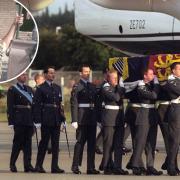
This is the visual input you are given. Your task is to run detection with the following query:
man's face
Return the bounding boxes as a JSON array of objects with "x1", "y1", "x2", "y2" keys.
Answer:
[
  {"x1": 172, "y1": 64, "x2": 180, "y2": 78},
  {"x1": 144, "y1": 69, "x2": 154, "y2": 82},
  {"x1": 80, "y1": 67, "x2": 90, "y2": 81},
  {"x1": 36, "y1": 76, "x2": 45, "y2": 85},
  {"x1": 17, "y1": 73, "x2": 28, "y2": 83},
  {"x1": 45, "y1": 68, "x2": 55, "y2": 81},
  {"x1": 108, "y1": 72, "x2": 118, "y2": 87}
]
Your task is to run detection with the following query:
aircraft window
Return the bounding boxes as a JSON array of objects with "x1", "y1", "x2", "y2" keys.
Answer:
[{"x1": 119, "y1": 25, "x2": 123, "y2": 34}]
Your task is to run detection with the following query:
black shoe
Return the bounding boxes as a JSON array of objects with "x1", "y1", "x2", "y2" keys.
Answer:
[
  {"x1": 176, "y1": 168, "x2": 180, "y2": 175},
  {"x1": 71, "y1": 167, "x2": 81, "y2": 174},
  {"x1": 87, "y1": 169, "x2": 100, "y2": 174},
  {"x1": 95, "y1": 148, "x2": 103, "y2": 155},
  {"x1": 146, "y1": 167, "x2": 163, "y2": 176},
  {"x1": 126, "y1": 163, "x2": 133, "y2": 170},
  {"x1": 132, "y1": 167, "x2": 142, "y2": 175},
  {"x1": 24, "y1": 165, "x2": 36, "y2": 172},
  {"x1": 51, "y1": 167, "x2": 65, "y2": 174},
  {"x1": 104, "y1": 169, "x2": 112, "y2": 175},
  {"x1": 35, "y1": 166, "x2": 46, "y2": 173},
  {"x1": 168, "y1": 169, "x2": 178, "y2": 176},
  {"x1": 10, "y1": 165, "x2": 17, "y2": 173},
  {"x1": 113, "y1": 168, "x2": 129, "y2": 175},
  {"x1": 161, "y1": 163, "x2": 167, "y2": 170},
  {"x1": 140, "y1": 167, "x2": 147, "y2": 175}
]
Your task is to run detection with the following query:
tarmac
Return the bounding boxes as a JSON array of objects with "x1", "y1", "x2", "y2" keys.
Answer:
[{"x1": 0, "y1": 122, "x2": 179, "y2": 180}]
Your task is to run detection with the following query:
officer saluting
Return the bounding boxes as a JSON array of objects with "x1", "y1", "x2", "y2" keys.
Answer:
[
  {"x1": 101, "y1": 70, "x2": 128, "y2": 175},
  {"x1": 163, "y1": 62, "x2": 180, "y2": 176},
  {"x1": 33, "y1": 66, "x2": 65, "y2": 173},
  {"x1": 7, "y1": 73, "x2": 35, "y2": 173},
  {"x1": 71, "y1": 65, "x2": 99, "y2": 174}
]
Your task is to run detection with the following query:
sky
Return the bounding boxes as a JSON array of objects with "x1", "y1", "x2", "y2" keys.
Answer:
[{"x1": 49, "y1": 0, "x2": 74, "y2": 14}]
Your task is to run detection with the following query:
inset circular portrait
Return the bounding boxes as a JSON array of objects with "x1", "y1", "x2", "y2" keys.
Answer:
[{"x1": 0, "y1": 0, "x2": 39, "y2": 83}]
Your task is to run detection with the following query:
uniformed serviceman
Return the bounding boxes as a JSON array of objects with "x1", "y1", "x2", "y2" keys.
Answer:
[
  {"x1": 124, "y1": 82, "x2": 146, "y2": 174},
  {"x1": 71, "y1": 65, "x2": 99, "y2": 175},
  {"x1": 33, "y1": 67, "x2": 65, "y2": 173},
  {"x1": 162, "y1": 62, "x2": 180, "y2": 176},
  {"x1": 95, "y1": 68, "x2": 109, "y2": 155},
  {"x1": 130, "y1": 69, "x2": 163, "y2": 176},
  {"x1": 7, "y1": 73, "x2": 35, "y2": 173},
  {"x1": 157, "y1": 80, "x2": 179, "y2": 173},
  {"x1": 101, "y1": 70, "x2": 128, "y2": 175}
]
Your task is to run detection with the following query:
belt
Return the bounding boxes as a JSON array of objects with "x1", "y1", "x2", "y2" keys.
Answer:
[
  {"x1": 78, "y1": 103, "x2": 94, "y2": 108},
  {"x1": 129, "y1": 103, "x2": 155, "y2": 108},
  {"x1": 105, "y1": 105, "x2": 123, "y2": 110},
  {"x1": 171, "y1": 98, "x2": 180, "y2": 104},
  {"x1": 14, "y1": 105, "x2": 31, "y2": 109},
  {"x1": 159, "y1": 101, "x2": 170, "y2": 105},
  {"x1": 44, "y1": 104, "x2": 59, "y2": 108}
]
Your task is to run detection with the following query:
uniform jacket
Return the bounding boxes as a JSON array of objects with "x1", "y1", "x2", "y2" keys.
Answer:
[
  {"x1": 70, "y1": 79, "x2": 97, "y2": 126},
  {"x1": 7, "y1": 83, "x2": 34, "y2": 126},
  {"x1": 135, "y1": 81, "x2": 160, "y2": 125},
  {"x1": 33, "y1": 81, "x2": 64, "y2": 127},
  {"x1": 163, "y1": 77, "x2": 180, "y2": 127},
  {"x1": 101, "y1": 82, "x2": 125, "y2": 127}
]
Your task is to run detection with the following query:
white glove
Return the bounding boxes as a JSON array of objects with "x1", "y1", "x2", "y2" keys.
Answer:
[
  {"x1": 34, "y1": 123, "x2": 41, "y2": 129},
  {"x1": 168, "y1": 74, "x2": 175, "y2": 80},
  {"x1": 138, "y1": 80, "x2": 145, "y2": 86},
  {"x1": 63, "y1": 121, "x2": 67, "y2": 128},
  {"x1": 119, "y1": 77, "x2": 124, "y2": 88},
  {"x1": 153, "y1": 76, "x2": 159, "y2": 84},
  {"x1": 97, "y1": 122, "x2": 102, "y2": 129},
  {"x1": 8, "y1": 125, "x2": 14, "y2": 129},
  {"x1": 72, "y1": 122, "x2": 78, "y2": 129}
]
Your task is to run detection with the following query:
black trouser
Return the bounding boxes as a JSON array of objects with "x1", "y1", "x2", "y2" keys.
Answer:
[
  {"x1": 131, "y1": 122, "x2": 158, "y2": 168},
  {"x1": 72, "y1": 125, "x2": 96, "y2": 170},
  {"x1": 10, "y1": 126, "x2": 33, "y2": 168},
  {"x1": 36, "y1": 125, "x2": 60, "y2": 169},
  {"x1": 125, "y1": 107, "x2": 144, "y2": 168},
  {"x1": 167, "y1": 104, "x2": 180, "y2": 171},
  {"x1": 102, "y1": 126, "x2": 124, "y2": 170}
]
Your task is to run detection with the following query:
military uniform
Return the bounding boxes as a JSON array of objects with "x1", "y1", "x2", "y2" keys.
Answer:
[
  {"x1": 7, "y1": 83, "x2": 34, "y2": 171},
  {"x1": 101, "y1": 82, "x2": 127, "y2": 174},
  {"x1": 95, "y1": 80, "x2": 107, "y2": 153},
  {"x1": 33, "y1": 81, "x2": 65, "y2": 173},
  {"x1": 163, "y1": 76, "x2": 180, "y2": 175},
  {"x1": 125, "y1": 87, "x2": 145, "y2": 170},
  {"x1": 131, "y1": 81, "x2": 162, "y2": 175},
  {"x1": 71, "y1": 79, "x2": 98, "y2": 174},
  {"x1": 157, "y1": 85, "x2": 173, "y2": 170}
]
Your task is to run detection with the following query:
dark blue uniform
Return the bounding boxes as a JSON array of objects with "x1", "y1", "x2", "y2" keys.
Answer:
[
  {"x1": 71, "y1": 79, "x2": 98, "y2": 173},
  {"x1": 33, "y1": 81, "x2": 65, "y2": 172},
  {"x1": 7, "y1": 83, "x2": 34, "y2": 171}
]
